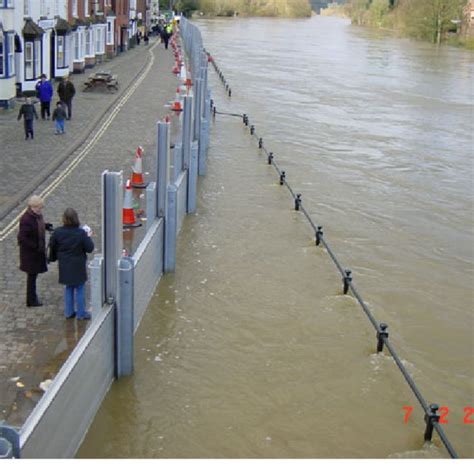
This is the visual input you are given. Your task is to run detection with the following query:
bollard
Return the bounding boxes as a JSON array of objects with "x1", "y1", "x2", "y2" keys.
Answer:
[
  {"x1": 315, "y1": 226, "x2": 323, "y2": 246},
  {"x1": 279, "y1": 171, "x2": 286, "y2": 185},
  {"x1": 268, "y1": 152, "x2": 273, "y2": 165},
  {"x1": 295, "y1": 194, "x2": 302, "y2": 211},
  {"x1": 243, "y1": 114, "x2": 248, "y2": 126},
  {"x1": 228, "y1": 88, "x2": 232, "y2": 97},
  {"x1": 343, "y1": 269, "x2": 352, "y2": 294},
  {"x1": 424, "y1": 404, "x2": 440, "y2": 442},
  {"x1": 258, "y1": 138, "x2": 263, "y2": 149},
  {"x1": 376, "y1": 323, "x2": 389, "y2": 353},
  {"x1": 250, "y1": 125, "x2": 255, "y2": 135}
]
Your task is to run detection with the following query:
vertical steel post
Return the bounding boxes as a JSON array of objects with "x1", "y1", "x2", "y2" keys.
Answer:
[
  {"x1": 102, "y1": 170, "x2": 123, "y2": 303},
  {"x1": 424, "y1": 404, "x2": 440, "y2": 442},
  {"x1": 116, "y1": 256, "x2": 134, "y2": 377},
  {"x1": 89, "y1": 254, "x2": 104, "y2": 317},
  {"x1": 156, "y1": 121, "x2": 170, "y2": 218},
  {"x1": 164, "y1": 183, "x2": 178, "y2": 272},
  {"x1": 193, "y1": 78, "x2": 202, "y2": 142},
  {"x1": 173, "y1": 143, "x2": 183, "y2": 182},
  {"x1": 182, "y1": 95, "x2": 193, "y2": 171},
  {"x1": 188, "y1": 141, "x2": 199, "y2": 213},
  {"x1": 146, "y1": 181, "x2": 157, "y2": 231}
]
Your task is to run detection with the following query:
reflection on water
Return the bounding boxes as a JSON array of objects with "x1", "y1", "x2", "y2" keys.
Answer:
[{"x1": 78, "y1": 16, "x2": 474, "y2": 458}]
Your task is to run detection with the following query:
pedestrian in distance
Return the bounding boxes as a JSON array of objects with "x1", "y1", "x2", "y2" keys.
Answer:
[
  {"x1": 35, "y1": 74, "x2": 53, "y2": 120},
  {"x1": 144, "y1": 31, "x2": 149, "y2": 46},
  {"x1": 17, "y1": 195, "x2": 53, "y2": 307},
  {"x1": 57, "y1": 76, "x2": 76, "y2": 120},
  {"x1": 52, "y1": 101, "x2": 67, "y2": 135},
  {"x1": 17, "y1": 97, "x2": 38, "y2": 140},
  {"x1": 48, "y1": 208, "x2": 94, "y2": 320}
]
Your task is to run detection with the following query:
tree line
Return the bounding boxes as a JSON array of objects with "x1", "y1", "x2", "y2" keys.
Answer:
[{"x1": 345, "y1": 0, "x2": 471, "y2": 46}]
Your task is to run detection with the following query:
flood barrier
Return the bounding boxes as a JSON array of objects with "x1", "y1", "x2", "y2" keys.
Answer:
[
  {"x1": 207, "y1": 52, "x2": 459, "y2": 459},
  {"x1": 0, "y1": 19, "x2": 211, "y2": 459}
]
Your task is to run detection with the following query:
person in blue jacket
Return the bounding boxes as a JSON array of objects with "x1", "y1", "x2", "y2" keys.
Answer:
[
  {"x1": 48, "y1": 208, "x2": 95, "y2": 320},
  {"x1": 35, "y1": 74, "x2": 54, "y2": 120}
]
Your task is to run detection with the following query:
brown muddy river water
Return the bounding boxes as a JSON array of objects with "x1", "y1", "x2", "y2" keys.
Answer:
[{"x1": 77, "y1": 16, "x2": 473, "y2": 458}]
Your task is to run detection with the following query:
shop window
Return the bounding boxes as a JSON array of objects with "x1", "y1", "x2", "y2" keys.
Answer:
[{"x1": 0, "y1": 35, "x2": 4, "y2": 77}]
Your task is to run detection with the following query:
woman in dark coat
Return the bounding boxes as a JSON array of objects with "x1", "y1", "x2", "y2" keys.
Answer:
[
  {"x1": 49, "y1": 208, "x2": 94, "y2": 320},
  {"x1": 18, "y1": 195, "x2": 51, "y2": 306}
]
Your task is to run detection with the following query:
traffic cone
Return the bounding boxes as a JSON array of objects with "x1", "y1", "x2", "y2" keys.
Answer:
[
  {"x1": 131, "y1": 146, "x2": 147, "y2": 188},
  {"x1": 123, "y1": 180, "x2": 142, "y2": 228},
  {"x1": 171, "y1": 88, "x2": 182, "y2": 112}
]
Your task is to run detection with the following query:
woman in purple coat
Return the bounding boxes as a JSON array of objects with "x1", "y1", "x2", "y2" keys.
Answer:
[{"x1": 17, "y1": 195, "x2": 52, "y2": 306}]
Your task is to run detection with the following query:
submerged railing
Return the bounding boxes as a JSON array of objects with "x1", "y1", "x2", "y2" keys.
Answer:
[{"x1": 206, "y1": 50, "x2": 459, "y2": 459}]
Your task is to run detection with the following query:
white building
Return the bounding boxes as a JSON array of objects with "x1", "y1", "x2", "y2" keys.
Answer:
[{"x1": 0, "y1": 0, "x2": 107, "y2": 108}]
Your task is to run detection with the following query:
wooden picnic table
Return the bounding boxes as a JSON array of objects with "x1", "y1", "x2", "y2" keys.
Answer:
[{"x1": 83, "y1": 71, "x2": 119, "y2": 92}]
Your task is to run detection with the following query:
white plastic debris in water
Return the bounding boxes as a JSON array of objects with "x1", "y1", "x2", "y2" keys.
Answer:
[
  {"x1": 39, "y1": 379, "x2": 53, "y2": 391},
  {"x1": 16, "y1": 382, "x2": 25, "y2": 388},
  {"x1": 154, "y1": 356, "x2": 162, "y2": 362},
  {"x1": 9, "y1": 376, "x2": 20, "y2": 382}
]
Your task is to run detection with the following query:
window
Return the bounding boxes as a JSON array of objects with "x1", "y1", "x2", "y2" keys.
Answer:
[
  {"x1": 74, "y1": 33, "x2": 79, "y2": 60},
  {"x1": 107, "y1": 20, "x2": 113, "y2": 45},
  {"x1": 34, "y1": 40, "x2": 41, "y2": 77},
  {"x1": 8, "y1": 33, "x2": 14, "y2": 75},
  {"x1": 85, "y1": 0, "x2": 89, "y2": 17},
  {"x1": 72, "y1": 0, "x2": 78, "y2": 18},
  {"x1": 57, "y1": 35, "x2": 65, "y2": 68},
  {"x1": 24, "y1": 0, "x2": 30, "y2": 16},
  {"x1": 0, "y1": 36, "x2": 4, "y2": 77},
  {"x1": 24, "y1": 42, "x2": 33, "y2": 79},
  {"x1": 85, "y1": 29, "x2": 92, "y2": 56}
]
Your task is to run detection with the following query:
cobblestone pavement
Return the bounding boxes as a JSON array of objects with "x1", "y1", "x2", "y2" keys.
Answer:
[{"x1": 0, "y1": 35, "x2": 185, "y2": 428}]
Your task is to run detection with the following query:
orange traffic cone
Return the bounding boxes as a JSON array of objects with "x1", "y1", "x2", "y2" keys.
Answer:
[
  {"x1": 171, "y1": 88, "x2": 182, "y2": 112},
  {"x1": 123, "y1": 180, "x2": 142, "y2": 228},
  {"x1": 131, "y1": 146, "x2": 147, "y2": 188}
]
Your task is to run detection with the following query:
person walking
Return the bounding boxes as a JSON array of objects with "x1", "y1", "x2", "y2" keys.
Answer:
[
  {"x1": 48, "y1": 208, "x2": 94, "y2": 320},
  {"x1": 17, "y1": 97, "x2": 38, "y2": 140},
  {"x1": 57, "y1": 76, "x2": 76, "y2": 120},
  {"x1": 17, "y1": 195, "x2": 53, "y2": 307},
  {"x1": 52, "y1": 101, "x2": 67, "y2": 135},
  {"x1": 35, "y1": 74, "x2": 53, "y2": 120},
  {"x1": 144, "y1": 31, "x2": 149, "y2": 46}
]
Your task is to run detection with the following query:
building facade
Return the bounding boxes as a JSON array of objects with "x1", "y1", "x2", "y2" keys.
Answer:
[{"x1": 0, "y1": 0, "x2": 137, "y2": 108}]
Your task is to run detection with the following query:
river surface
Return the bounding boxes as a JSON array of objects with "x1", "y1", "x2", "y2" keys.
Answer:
[{"x1": 77, "y1": 16, "x2": 473, "y2": 458}]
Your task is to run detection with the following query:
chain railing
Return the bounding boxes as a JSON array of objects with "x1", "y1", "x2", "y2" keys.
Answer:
[{"x1": 205, "y1": 50, "x2": 459, "y2": 459}]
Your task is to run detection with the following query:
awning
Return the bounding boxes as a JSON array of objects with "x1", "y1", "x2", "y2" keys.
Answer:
[{"x1": 22, "y1": 18, "x2": 45, "y2": 37}]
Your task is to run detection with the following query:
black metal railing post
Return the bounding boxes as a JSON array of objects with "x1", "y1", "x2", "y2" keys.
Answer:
[{"x1": 424, "y1": 404, "x2": 440, "y2": 442}]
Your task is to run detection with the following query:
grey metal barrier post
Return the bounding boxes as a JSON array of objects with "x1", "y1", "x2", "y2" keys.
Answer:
[
  {"x1": 146, "y1": 181, "x2": 157, "y2": 231},
  {"x1": 156, "y1": 120, "x2": 171, "y2": 218},
  {"x1": 102, "y1": 171, "x2": 123, "y2": 303},
  {"x1": 193, "y1": 78, "x2": 202, "y2": 142},
  {"x1": 182, "y1": 95, "x2": 193, "y2": 172},
  {"x1": 116, "y1": 256, "x2": 134, "y2": 377},
  {"x1": 188, "y1": 141, "x2": 199, "y2": 213},
  {"x1": 164, "y1": 183, "x2": 178, "y2": 272},
  {"x1": 173, "y1": 143, "x2": 183, "y2": 182},
  {"x1": 0, "y1": 425, "x2": 20, "y2": 458},
  {"x1": 89, "y1": 254, "x2": 104, "y2": 317}
]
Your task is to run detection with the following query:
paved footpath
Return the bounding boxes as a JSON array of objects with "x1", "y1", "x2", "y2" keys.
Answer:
[{"x1": 0, "y1": 35, "x2": 184, "y2": 428}]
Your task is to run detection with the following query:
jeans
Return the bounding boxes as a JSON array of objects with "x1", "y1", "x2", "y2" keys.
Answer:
[
  {"x1": 55, "y1": 119, "x2": 65, "y2": 134},
  {"x1": 64, "y1": 283, "x2": 87, "y2": 317}
]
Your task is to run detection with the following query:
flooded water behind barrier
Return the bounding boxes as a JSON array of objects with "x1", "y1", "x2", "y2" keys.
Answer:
[{"x1": 78, "y1": 16, "x2": 474, "y2": 458}]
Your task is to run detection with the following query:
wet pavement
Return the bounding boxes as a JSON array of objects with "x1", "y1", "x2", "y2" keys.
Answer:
[{"x1": 0, "y1": 34, "x2": 185, "y2": 428}]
